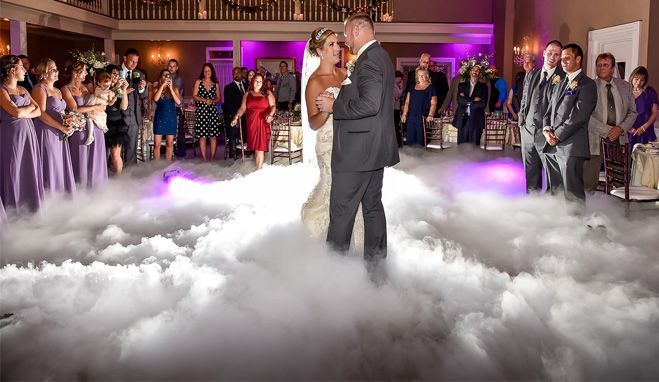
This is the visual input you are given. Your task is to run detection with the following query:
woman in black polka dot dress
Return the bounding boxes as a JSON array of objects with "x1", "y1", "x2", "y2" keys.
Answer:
[{"x1": 193, "y1": 63, "x2": 222, "y2": 160}]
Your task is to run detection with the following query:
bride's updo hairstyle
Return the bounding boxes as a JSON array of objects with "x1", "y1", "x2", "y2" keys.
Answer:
[{"x1": 308, "y1": 27, "x2": 336, "y2": 57}]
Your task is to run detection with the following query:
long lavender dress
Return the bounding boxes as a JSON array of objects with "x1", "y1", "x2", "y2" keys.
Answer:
[
  {"x1": 65, "y1": 85, "x2": 108, "y2": 189},
  {"x1": 33, "y1": 84, "x2": 76, "y2": 194},
  {"x1": 629, "y1": 86, "x2": 658, "y2": 145},
  {"x1": 0, "y1": 84, "x2": 44, "y2": 212}
]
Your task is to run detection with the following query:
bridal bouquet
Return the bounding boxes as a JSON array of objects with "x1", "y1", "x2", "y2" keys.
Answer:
[
  {"x1": 70, "y1": 48, "x2": 110, "y2": 77},
  {"x1": 459, "y1": 53, "x2": 495, "y2": 80},
  {"x1": 61, "y1": 110, "x2": 87, "y2": 131}
]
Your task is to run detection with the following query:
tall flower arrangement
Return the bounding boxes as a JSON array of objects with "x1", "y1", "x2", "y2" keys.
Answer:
[
  {"x1": 459, "y1": 53, "x2": 496, "y2": 80},
  {"x1": 70, "y1": 49, "x2": 110, "y2": 77}
]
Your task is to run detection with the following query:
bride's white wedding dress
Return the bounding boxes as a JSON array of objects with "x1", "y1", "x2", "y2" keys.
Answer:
[{"x1": 301, "y1": 87, "x2": 364, "y2": 246}]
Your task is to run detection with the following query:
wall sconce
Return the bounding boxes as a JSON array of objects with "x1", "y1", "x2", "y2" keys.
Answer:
[
  {"x1": 293, "y1": 0, "x2": 304, "y2": 20},
  {"x1": 198, "y1": 0, "x2": 208, "y2": 19},
  {"x1": 151, "y1": 45, "x2": 171, "y2": 66},
  {"x1": 513, "y1": 36, "x2": 530, "y2": 66},
  {"x1": 0, "y1": 43, "x2": 9, "y2": 55},
  {"x1": 381, "y1": 12, "x2": 394, "y2": 22}
]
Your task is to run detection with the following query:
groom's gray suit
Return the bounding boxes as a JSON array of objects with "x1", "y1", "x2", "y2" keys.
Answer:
[
  {"x1": 542, "y1": 70, "x2": 597, "y2": 200},
  {"x1": 328, "y1": 41, "x2": 400, "y2": 259}
]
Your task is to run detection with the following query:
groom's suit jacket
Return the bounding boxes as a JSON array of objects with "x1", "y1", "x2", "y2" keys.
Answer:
[
  {"x1": 519, "y1": 66, "x2": 565, "y2": 149},
  {"x1": 332, "y1": 42, "x2": 400, "y2": 172},
  {"x1": 542, "y1": 70, "x2": 597, "y2": 158}
]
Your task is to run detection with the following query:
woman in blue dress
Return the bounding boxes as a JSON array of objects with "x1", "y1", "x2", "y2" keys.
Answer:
[
  {"x1": 401, "y1": 67, "x2": 437, "y2": 147},
  {"x1": 151, "y1": 69, "x2": 181, "y2": 160}
]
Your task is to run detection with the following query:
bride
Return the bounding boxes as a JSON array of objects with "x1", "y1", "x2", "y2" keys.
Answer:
[{"x1": 300, "y1": 27, "x2": 363, "y2": 243}]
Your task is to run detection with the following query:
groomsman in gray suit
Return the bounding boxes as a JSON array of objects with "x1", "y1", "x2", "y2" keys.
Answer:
[
  {"x1": 519, "y1": 40, "x2": 564, "y2": 192},
  {"x1": 542, "y1": 43, "x2": 598, "y2": 201},
  {"x1": 584, "y1": 52, "x2": 637, "y2": 191},
  {"x1": 121, "y1": 48, "x2": 148, "y2": 165}
]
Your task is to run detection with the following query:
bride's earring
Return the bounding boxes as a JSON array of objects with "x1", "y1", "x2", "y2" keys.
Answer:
[{"x1": 320, "y1": 53, "x2": 324, "y2": 60}]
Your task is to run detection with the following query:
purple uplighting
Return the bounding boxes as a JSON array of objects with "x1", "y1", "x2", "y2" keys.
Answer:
[
  {"x1": 455, "y1": 159, "x2": 526, "y2": 196},
  {"x1": 241, "y1": 41, "x2": 308, "y2": 72}
]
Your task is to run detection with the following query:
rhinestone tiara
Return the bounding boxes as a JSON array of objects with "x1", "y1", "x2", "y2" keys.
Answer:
[{"x1": 315, "y1": 28, "x2": 328, "y2": 41}]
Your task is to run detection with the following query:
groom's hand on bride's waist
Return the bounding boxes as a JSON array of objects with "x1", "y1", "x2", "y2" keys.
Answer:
[{"x1": 315, "y1": 94, "x2": 335, "y2": 114}]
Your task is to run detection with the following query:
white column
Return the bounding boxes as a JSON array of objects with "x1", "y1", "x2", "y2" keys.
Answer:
[
  {"x1": 233, "y1": 38, "x2": 241, "y2": 68},
  {"x1": 9, "y1": 20, "x2": 27, "y2": 56}
]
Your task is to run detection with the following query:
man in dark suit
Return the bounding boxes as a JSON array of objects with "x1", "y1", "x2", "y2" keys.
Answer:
[
  {"x1": 316, "y1": 13, "x2": 399, "y2": 267},
  {"x1": 120, "y1": 48, "x2": 148, "y2": 165},
  {"x1": 542, "y1": 43, "x2": 598, "y2": 201},
  {"x1": 406, "y1": 53, "x2": 449, "y2": 117},
  {"x1": 519, "y1": 40, "x2": 564, "y2": 192},
  {"x1": 222, "y1": 66, "x2": 247, "y2": 159},
  {"x1": 453, "y1": 65, "x2": 488, "y2": 145},
  {"x1": 17, "y1": 55, "x2": 38, "y2": 93}
]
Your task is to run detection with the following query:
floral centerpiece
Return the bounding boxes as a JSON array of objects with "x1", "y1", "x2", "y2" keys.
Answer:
[
  {"x1": 458, "y1": 53, "x2": 496, "y2": 80},
  {"x1": 70, "y1": 48, "x2": 110, "y2": 77}
]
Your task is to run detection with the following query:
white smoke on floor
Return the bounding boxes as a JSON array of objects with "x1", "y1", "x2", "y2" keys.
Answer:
[{"x1": 1, "y1": 150, "x2": 658, "y2": 380}]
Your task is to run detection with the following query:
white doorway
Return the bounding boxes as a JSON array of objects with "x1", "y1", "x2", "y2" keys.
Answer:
[{"x1": 587, "y1": 21, "x2": 640, "y2": 81}]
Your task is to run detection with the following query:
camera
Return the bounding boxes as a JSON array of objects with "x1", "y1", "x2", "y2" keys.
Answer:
[{"x1": 165, "y1": 72, "x2": 171, "y2": 80}]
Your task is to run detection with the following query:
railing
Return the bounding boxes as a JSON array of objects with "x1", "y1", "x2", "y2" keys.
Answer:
[
  {"x1": 108, "y1": 0, "x2": 392, "y2": 22},
  {"x1": 55, "y1": 0, "x2": 110, "y2": 16}
]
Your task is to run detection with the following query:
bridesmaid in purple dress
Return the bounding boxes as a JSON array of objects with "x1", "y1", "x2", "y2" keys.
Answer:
[
  {"x1": 0, "y1": 54, "x2": 44, "y2": 213},
  {"x1": 628, "y1": 66, "x2": 658, "y2": 145},
  {"x1": 31, "y1": 58, "x2": 76, "y2": 194},
  {"x1": 61, "y1": 60, "x2": 108, "y2": 189}
]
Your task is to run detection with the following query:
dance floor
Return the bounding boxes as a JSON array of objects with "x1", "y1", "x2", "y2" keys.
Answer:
[{"x1": 1, "y1": 147, "x2": 658, "y2": 380}]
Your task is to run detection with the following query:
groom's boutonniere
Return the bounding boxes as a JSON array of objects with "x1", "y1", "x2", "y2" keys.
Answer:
[
  {"x1": 565, "y1": 79, "x2": 578, "y2": 95},
  {"x1": 342, "y1": 58, "x2": 357, "y2": 86},
  {"x1": 551, "y1": 73, "x2": 561, "y2": 85},
  {"x1": 132, "y1": 71, "x2": 141, "y2": 79}
]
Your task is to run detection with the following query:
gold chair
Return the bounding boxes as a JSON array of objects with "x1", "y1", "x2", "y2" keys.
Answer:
[
  {"x1": 270, "y1": 114, "x2": 302, "y2": 165},
  {"x1": 482, "y1": 114, "x2": 507, "y2": 150}
]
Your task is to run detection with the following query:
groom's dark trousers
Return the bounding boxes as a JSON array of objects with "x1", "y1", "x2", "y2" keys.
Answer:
[{"x1": 326, "y1": 41, "x2": 399, "y2": 261}]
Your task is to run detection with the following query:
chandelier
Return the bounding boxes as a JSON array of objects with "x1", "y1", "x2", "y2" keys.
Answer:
[
  {"x1": 141, "y1": 0, "x2": 175, "y2": 5},
  {"x1": 513, "y1": 36, "x2": 530, "y2": 66}
]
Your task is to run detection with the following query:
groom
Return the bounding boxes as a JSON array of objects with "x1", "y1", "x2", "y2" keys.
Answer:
[{"x1": 316, "y1": 13, "x2": 400, "y2": 263}]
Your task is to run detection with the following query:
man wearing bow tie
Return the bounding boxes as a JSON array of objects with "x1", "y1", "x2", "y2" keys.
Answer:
[
  {"x1": 222, "y1": 67, "x2": 248, "y2": 159},
  {"x1": 121, "y1": 48, "x2": 148, "y2": 165},
  {"x1": 542, "y1": 43, "x2": 598, "y2": 201},
  {"x1": 519, "y1": 40, "x2": 564, "y2": 193}
]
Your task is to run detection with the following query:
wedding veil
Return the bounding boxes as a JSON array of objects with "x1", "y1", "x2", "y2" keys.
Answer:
[{"x1": 301, "y1": 39, "x2": 320, "y2": 166}]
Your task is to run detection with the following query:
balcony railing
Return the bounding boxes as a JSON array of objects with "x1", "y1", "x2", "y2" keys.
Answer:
[{"x1": 57, "y1": 0, "x2": 393, "y2": 22}]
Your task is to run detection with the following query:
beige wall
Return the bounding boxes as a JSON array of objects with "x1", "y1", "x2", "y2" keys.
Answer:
[{"x1": 513, "y1": 0, "x2": 651, "y2": 80}]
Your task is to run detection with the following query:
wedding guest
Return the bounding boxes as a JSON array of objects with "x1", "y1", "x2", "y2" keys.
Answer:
[
  {"x1": 542, "y1": 43, "x2": 597, "y2": 201},
  {"x1": 104, "y1": 64, "x2": 130, "y2": 175},
  {"x1": 31, "y1": 58, "x2": 76, "y2": 194},
  {"x1": 488, "y1": 67, "x2": 507, "y2": 114},
  {"x1": 152, "y1": 69, "x2": 181, "y2": 160},
  {"x1": 223, "y1": 66, "x2": 247, "y2": 159},
  {"x1": 393, "y1": 70, "x2": 404, "y2": 147},
  {"x1": 0, "y1": 54, "x2": 44, "y2": 212},
  {"x1": 168, "y1": 59, "x2": 188, "y2": 158},
  {"x1": 628, "y1": 66, "x2": 658, "y2": 145},
  {"x1": 193, "y1": 63, "x2": 222, "y2": 160},
  {"x1": 230, "y1": 73, "x2": 275, "y2": 170},
  {"x1": 585, "y1": 53, "x2": 637, "y2": 191},
  {"x1": 453, "y1": 65, "x2": 487, "y2": 145},
  {"x1": 17, "y1": 54, "x2": 38, "y2": 93},
  {"x1": 121, "y1": 48, "x2": 148, "y2": 165},
  {"x1": 507, "y1": 53, "x2": 536, "y2": 120},
  {"x1": 402, "y1": 67, "x2": 437, "y2": 146},
  {"x1": 275, "y1": 61, "x2": 296, "y2": 111},
  {"x1": 62, "y1": 60, "x2": 108, "y2": 188},
  {"x1": 406, "y1": 53, "x2": 448, "y2": 116},
  {"x1": 241, "y1": 66, "x2": 249, "y2": 82}
]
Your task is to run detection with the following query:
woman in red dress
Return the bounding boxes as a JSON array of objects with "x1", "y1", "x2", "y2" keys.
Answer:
[{"x1": 231, "y1": 73, "x2": 276, "y2": 170}]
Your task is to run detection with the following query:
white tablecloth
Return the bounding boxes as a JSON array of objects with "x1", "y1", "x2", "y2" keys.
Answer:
[{"x1": 631, "y1": 145, "x2": 659, "y2": 189}]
